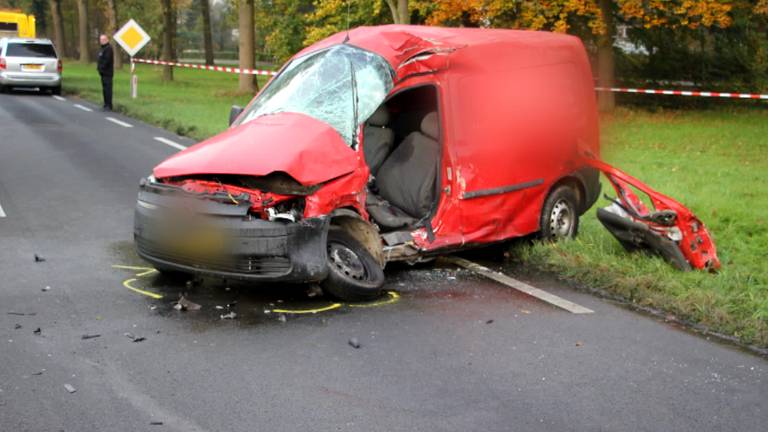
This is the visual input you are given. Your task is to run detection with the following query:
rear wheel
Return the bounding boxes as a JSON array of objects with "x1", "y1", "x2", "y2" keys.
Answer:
[
  {"x1": 321, "y1": 227, "x2": 385, "y2": 301},
  {"x1": 0, "y1": 84, "x2": 7, "y2": 94},
  {"x1": 51, "y1": 85, "x2": 61, "y2": 96},
  {"x1": 540, "y1": 185, "x2": 579, "y2": 241}
]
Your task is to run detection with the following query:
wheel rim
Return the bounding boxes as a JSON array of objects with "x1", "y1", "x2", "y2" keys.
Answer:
[
  {"x1": 549, "y1": 198, "x2": 575, "y2": 238},
  {"x1": 328, "y1": 242, "x2": 368, "y2": 281}
]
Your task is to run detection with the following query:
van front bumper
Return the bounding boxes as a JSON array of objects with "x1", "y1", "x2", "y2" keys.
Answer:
[{"x1": 133, "y1": 181, "x2": 329, "y2": 283}]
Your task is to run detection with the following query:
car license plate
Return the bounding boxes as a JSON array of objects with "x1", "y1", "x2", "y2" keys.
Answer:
[
  {"x1": 22, "y1": 64, "x2": 43, "y2": 71},
  {"x1": 171, "y1": 228, "x2": 227, "y2": 258}
]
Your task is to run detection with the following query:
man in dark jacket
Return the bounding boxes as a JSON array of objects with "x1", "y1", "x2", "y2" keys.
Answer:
[{"x1": 97, "y1": 34, "x2": 114, "y2": 111}]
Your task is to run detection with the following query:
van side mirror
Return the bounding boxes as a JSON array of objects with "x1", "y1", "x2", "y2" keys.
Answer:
[{"x1": 229, "y1": 105, "x2": 244, "y2": 126}]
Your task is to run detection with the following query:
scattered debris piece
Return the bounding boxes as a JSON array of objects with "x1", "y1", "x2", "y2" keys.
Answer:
[
  {"x1": 215, "y1": 305, "x2": 224, "y2": 310},
  {"x1": 486, "y1": 319, "x2": 494, "y2": 324},
  {"x1": 34, "y1": 254, "x2": 46, "y2": 263},
  {"x1": 348, "y1": 337, "x2": 361, "y2": 349},
  {"x1": 306, "y1": 285, "x2": 323, "y2": 298},
  {"x1": 227, "y1": 300, "x2": 238, "y2": 308},
  {"x1": 447, "y1": 276, "x2": 457, "y2": 281},
  {"x1": 220, "y1": 312, "x2": 237, "y2": 320},
  {"x1": 33, "y1": 328, "x2": 41, "y2": 335},
  {"x1": 520, "y1": 309, "x2": 531, "y2": 314},
  {"x1": 149, "y1": 305, "x2": 157, "y2": 311},
  {"x1": 185, "y1": 280, "x2": 194, "y2": 289},
  {"x1": 277, "y1": 314, "x2": 287, "y2": 323},
  {"x1": 41, "y1": 285, "x2": 51, "y2": 292},
  {"x1": 150, "y1": 421, "x2": 164, "y2": 426},
  {"x1": 31, "y1": 370, "x2": 45, "y2": 376},
  {"x1": 7, "y1": 312, "x2": 27, "y2": 316},
  {"x1": 14, "y1": 324, "x2": 21, "y2": 330},
  {"x1": 81, "y1": 334, "x2": 101, "y2": 340},
  {"x1": 173, "y1": 295, "x2": 201, "y2": 311},
  {"x1": 124, "y1": 333, "x2": 146, "y2": 343},
  {"x1": 63, "y1": 384, "x2": 76, "y2": 394},
  {"x1": 575, "y1": 341, "x2": 583, "y2": 347}
]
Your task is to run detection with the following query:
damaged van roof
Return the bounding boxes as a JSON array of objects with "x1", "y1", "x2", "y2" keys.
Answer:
[{"x1": 297, "y1": 24, "x2": 587, "y2": 70}]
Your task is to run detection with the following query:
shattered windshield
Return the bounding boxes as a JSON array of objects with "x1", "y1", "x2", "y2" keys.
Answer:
[{"x1": 237, "y1": 44, "x2": 394, "y2": 146}]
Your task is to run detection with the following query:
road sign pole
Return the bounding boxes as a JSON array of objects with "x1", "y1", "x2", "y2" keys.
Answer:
[{"x1": 130, "y1": 57, "x2": 137, "y2": 99}]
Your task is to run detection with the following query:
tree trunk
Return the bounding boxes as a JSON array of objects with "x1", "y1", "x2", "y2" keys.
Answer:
[
  {"x1": 49, "y1": 0, "x2": 65, "y2": 57},
  {"x1": 102, "y1": 0, "x2": 121, "y2": 69},
  {"x1": 76, "y1": 0, "x2": 90, "y2": 62},
  {"x1": 161, "y1": 0, "x2": 174, "y2": 81},
  {"x1": 238, "y1": 0, "x2": 255, "y2": 92},
  {"x1": 385, "y1": 0, "x2": 409, "y2": 24},
  {"x1": 200, "y1": 0, "x2": 214, "y2": 66},
  {"x1": 597, "y1": 0, "x2": 615, "y2": 112}
]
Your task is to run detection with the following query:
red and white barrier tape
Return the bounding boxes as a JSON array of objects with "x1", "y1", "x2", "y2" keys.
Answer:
[
  {"x1": 130, "y1": 60, "x2": 767, "y2": 99},
  {"x1": 596, "y1": 87, "x2": 768, "y2": 100},
  {"x1": 132, "y1": 58, "x2": 277, "y2": 76}
]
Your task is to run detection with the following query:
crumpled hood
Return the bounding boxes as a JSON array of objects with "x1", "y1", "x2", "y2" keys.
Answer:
[{"x1": 153, "y1": 112, "x2": 358, "y2": 185}]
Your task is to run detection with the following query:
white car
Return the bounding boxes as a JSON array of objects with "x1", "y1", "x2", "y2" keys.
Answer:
[{"x1": 0, "y1": 37, "x2": 61, "y2": 94}]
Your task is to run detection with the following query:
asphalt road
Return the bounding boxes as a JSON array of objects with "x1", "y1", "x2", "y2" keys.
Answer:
[{"x1": 0, "y1": 90, "x2": 765, "y2": 432}]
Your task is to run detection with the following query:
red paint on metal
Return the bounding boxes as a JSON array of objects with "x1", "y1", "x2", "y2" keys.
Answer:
[{"x1": 588, "y1": 159, "x2": 721, "y2": 271}]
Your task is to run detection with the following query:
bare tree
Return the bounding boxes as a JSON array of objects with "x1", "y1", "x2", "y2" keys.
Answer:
[
  {"x1": 238, "y1": 0, "x2": 255, "y2": 92},
  {"x1": 161, "y1": 0, "x2": 175, "y2": 81},
  {"x1": 49, "y1": 0, "x2": 65, "y2": 57},
  {"x1": 102, "y1": 0, "x2": 121, "y2": 68},
  {"x1": 76, "y1": 0, "x2": 90, "y2": 62},
  {"x1": 200, "y1": 0, "x2": 214, "y2": 66},
  {"x1": 597, "y1": 0, "x2": 615, "y2": 112},
  {"x1": 384, "y1": 0, "x2": 409, "y2": 24}
]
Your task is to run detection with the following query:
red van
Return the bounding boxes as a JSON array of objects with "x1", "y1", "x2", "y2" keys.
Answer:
[{"x1": 134, "y1": 26, "x2": 601, "y2": 300}]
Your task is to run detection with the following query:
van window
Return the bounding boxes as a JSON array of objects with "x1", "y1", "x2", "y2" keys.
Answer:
[
  {"x1": 6, "y1": 43, "x2": 57, "y2": 58},
  {"x1": 236, "y1": 44, "x2": 394, "y2": 146}
]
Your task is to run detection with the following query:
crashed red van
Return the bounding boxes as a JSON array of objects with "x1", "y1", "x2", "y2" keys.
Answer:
[{"x1": 134, "y1": 25, "x2": 601, "y2": 300}]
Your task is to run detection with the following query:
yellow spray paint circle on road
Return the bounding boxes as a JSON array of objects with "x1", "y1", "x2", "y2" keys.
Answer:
[{"x1": 112, "y1": 264, "x2": 163, "y2": 299}]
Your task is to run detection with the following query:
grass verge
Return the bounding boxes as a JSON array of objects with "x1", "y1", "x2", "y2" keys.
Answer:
[
  {"x1": 62, "y1": 61, "x2": 268, "y2": 140},
  {"x1": 63, "y1": 63, "x2": 767, "y2": 348},
  {"x1": 513, "y1": 108, "x2": 768, "y2": 348}
]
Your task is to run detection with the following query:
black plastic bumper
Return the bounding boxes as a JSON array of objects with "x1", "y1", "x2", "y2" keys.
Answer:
[{"x1": 133, "y1": 181, "x2": 329, "y2": 283}]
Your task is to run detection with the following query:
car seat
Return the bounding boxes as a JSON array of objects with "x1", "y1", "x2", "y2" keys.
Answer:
[{"x1": 362, "y1": 106, "x2": 394, "y2": 176}]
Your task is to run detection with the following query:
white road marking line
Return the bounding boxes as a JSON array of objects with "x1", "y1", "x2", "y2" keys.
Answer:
[
  {"x1": 0, "y1": 200, "x2": 5, "y2": 218},
  {"x1": 73, "y1": 104, "x2": 93, "y2": 112},
  {"x1": 153, "y1": 136, "x2": 187, "y2": 151},
  {"x1": 447, "y1": 257, "x2": 595, "y2": 314},
  {"x1": 52, "y1": 95, "x2": 66, "y2": 101},
  {"x1": 105, "y1": 117, "x2": 133, "y2": 128}
]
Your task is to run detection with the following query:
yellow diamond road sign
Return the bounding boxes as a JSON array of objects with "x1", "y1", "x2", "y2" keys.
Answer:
[{"x1": 114, "y1": 19, "x2": 150, "y2": 57}]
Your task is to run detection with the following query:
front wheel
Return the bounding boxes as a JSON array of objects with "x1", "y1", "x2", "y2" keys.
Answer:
[
  {"x1": 321, "y1": 227, "x2": 385, "y2": 301},
  {"x1": 540, "y1": 185, "x2": 580, "y2": 241}
]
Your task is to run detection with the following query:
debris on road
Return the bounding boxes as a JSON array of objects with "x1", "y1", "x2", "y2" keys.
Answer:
[
  {"x1": 63, "y1": 384, "x2": 76, "y2": 394},
  {"x1": 220, "y1": 312, "x2": 237, "y2": 320},
  {"x1": 576, "y1": 341, "x2": 584, "y2": 347},
  {"x1": 34, "y1": 254, "x2": 46, "y2": 263},
  {"x1": 348, "y1": 337, "x2": 361, "y2": 349},
  {"x1": 124, "y1": 332, "x2": 146, "y2": 343},
  {"x1": 215, "y1": 305, "x2": 224, "y2": 310},
  {"x1": 41, "y1": 286, "x2": 51, "y2": 292},
  {"x1": 81, "y1": 334, "x2": 101, "y2": 340},
  {"x1": 277, "y1": 314, "x2": 287, "y2": 323},
  {"x1": 150, "y1": 421, "x2": 164, "y2": 426},
  {"x1": 14, "y1": 324, "x2": 21, "y2": 330},
  {"x1": 306, "y1": 284, "x2": 323, "y2": 298},
  {"x1": 31, "y1": 370, "x2": 45, "y2": 376},
  {"x1": 33, "y1": 328, "x2": 41, "y2": 335},
  {"x1": 7, "y1": 312, "x2": 34, "y2": 316},
  {"x1": 172, "y1": 295, "x2": 201, "y2": 311},
  {"x1": 486, "y1": 319, "x2": 494, "y2": 324}
]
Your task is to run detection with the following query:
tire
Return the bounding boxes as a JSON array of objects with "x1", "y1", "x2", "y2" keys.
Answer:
[
  {"x1": 540, "y1": 185, "x2": 580, "y2": 241},
  {"x1": 321, "y1": 227, "x2": 385, "y2": 301},
  {"x1": 51, "y1": 85, "x2": 61, "y2": 96},
  {"x1": 0, "y1": 85, "x2": 7, "y2": 94}
]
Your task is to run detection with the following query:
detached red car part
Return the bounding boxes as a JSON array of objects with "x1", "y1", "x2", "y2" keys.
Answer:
[
  {"x1": 589, "y1": 159, "x2": 720, "y2": 271},
  {"x1": 135, "y1": 25, "x2": 607, "y2": 300}
]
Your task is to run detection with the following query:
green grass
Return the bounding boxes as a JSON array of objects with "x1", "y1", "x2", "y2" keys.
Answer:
[
  {"x1": 62, "y1": 62, "x2": 767, "y2": 347},
  {"x1": 62, "y1": 61, "x2": 269, "y2": 140},
  {"x1": 515, "y1": 108, "x2": 768, "y2": 348}
]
